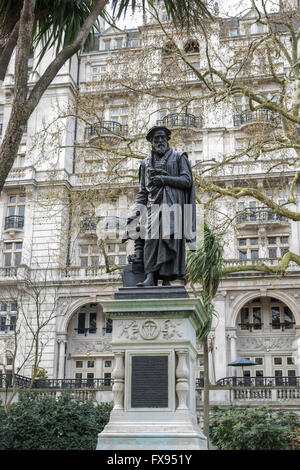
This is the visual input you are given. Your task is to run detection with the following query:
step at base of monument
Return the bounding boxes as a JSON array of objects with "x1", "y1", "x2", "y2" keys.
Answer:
[{"x1": 114, "y1": 285, "x2": 188, "y2": 300}]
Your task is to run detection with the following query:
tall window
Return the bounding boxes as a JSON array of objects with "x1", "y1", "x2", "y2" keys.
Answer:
[
  {"x1": 3, "y1": 242, "x2": 22, "y2": 267},
  {"x1": 0, "y1": 302, "x2": 17, "y2": 333},
  {"x1": 75, "y1": 304, "x2": 97, "y2": 335},
  {"x1": 79, "y1": 244, "x2": 100, "y2": 267},
  {"x1": 106, "y1": 243, "x2": 127, "y2": 266},
  {"x1": 194, "y1": 141, "x2": 203, "y2": 164},
  {"x1": 110, "y1": 106, "x2": 128, "y2": 125},
  {"x1": 103, "y1": 316, "x2": 112, "y2": 334},
  {"x1": 103, "y1": 39, "x2": 111, "y2": 51},
  {"x1": 238, "y1": 237, "x2": 259, "y2": 260},
  {"x1": 267, "y1": 236, "x2": 289, "y2": 259},
  {"x1": 91, "y1": 65, "x2": 106, "y2": 81},
  {"x1": 6, "y1": 194, "x2": 25, "y2": 225},
  {"x1": 238, "y1": 298, "x2": 295, "y2": 332}
]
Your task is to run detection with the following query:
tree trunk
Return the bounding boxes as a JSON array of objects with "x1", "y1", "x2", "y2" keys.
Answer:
[
  {"x1": 203, "y1": 335, "x2": 210, "y2": 449},
  {"x1": 0, "y1": 0, "x2": 108, "y2": 195}
]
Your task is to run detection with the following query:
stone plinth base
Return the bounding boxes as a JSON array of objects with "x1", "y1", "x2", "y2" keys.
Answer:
[
  {"x1": 97, "y1": 434, "x2": 206, "y2": 450},
  {"x1": 96, "y1": 292, "x2": 208, "y2": 451}
]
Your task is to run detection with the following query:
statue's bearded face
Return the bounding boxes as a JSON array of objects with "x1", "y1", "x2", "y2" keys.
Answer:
[{"x1": 151, "y1": 130, "x2": 169, "y2": 156}]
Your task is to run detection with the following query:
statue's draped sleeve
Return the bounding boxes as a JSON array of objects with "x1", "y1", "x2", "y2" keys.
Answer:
[{"x1": 135, "y1": 160, "x2": 148, "y2": 207}]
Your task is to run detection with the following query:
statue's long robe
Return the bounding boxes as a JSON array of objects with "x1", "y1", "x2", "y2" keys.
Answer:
[{"x1": 134, "y1": 148, "x2": 196, "y2": 281}]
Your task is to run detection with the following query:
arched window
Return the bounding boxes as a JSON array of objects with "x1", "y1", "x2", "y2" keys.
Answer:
[
  {"x1": 163, "y1": 41, "x2": 177, "y2": 54},
  {"x1": 184, "y1": 39, "x2": 199, "y2": 54}
]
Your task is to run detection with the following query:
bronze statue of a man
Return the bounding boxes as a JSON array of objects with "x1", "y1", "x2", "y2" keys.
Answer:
[{"x1": 124, "y1": 125, "x2": 196, "y2": 287}]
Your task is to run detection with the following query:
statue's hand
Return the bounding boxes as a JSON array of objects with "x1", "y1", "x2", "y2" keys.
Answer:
[{"x1": 152, "y1": 175, "x2": 165, "y2": 187}]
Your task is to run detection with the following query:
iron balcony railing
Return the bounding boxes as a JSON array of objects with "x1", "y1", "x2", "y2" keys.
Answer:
[
  {"x1": 4, "y1": 215, "x2": 24, "y2": 230},
  {"x1": 216, "y1": 376, "x2": 300, "y2": 387},
  {"x1": 236, "y1": 206, "x2": 288, "y2": 224},
  {"x1": 2, "y1": 374, "x2": 300, "y2": 390},
  {"x1": 238, "y1": 322, "x2": 264, "y2": 332},
  {"x1": 74, "y1": 327, "x2": 97, "y2": 336},
  {"x1": 0, "y1": 374, "x2": 113, "y2": 389},
  {"x1": 269, "y1": 321, "x2": 296, "y2": 331},
  {"x1": 156, "y1": 113, "x2": 202, "y2": 129},
  {"x1": 0, "y1": 373, "x2": 32, "y2": 388},
  {"x1": 86, "y1": 121, "x2": 128, "y2": 138},
  {"x1": 233, "y1": 109, "x2": 281, "y2": 127}
]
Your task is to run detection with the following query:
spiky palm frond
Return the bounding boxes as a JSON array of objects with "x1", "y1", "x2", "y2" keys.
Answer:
[
  {"x1": 32, "y1": 1, "x2": 113, "y2": 64},
  {"x1": 195, "y1": 292, "x2": 216, "y2": 341},
  {"x1": 0, "y1": 1, "x2": 112, "y2": 65},
  {"x1": 186, "y1": 222, "x2": 224, "y2": 297},
  {"x1": 186, "y1": 223, "x2": 223, "y2": 341}
]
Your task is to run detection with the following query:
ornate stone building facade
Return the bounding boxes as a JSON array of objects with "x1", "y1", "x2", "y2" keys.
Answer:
[{"x1": 0, "y1": 2, "x2": 300, "y2": 409}]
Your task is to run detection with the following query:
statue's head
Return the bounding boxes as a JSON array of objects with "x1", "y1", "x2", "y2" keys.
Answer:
[{"x1": 146, "y1": 126, "x2": 171, "y2": 156}]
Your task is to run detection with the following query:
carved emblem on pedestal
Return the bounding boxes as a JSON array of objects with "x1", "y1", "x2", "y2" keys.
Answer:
[
  {"x1": 140, "y1": 320, "x2": 160, "y2": 340},
  {"x1": 119, "y1": 318, "x2": 183, "y2": 341}
]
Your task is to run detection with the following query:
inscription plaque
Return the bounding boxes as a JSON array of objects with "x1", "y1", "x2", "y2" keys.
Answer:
[{"x1": 131, "y1": 355, "x2": 168, "y2": 408}]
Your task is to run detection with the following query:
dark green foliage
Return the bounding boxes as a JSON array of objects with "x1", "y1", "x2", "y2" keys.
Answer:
[
  {"x1": 209, "y1": 406, "x2": 300, "y2": 450},
  {"x1": 186, "y1": 223, "x2": 224, "y2": 297},
  {"x1": 0, "y1": 392, "x2": 112, "y2": 450},
  {"x1": 186, "y1": 223, "x2": 224, "y2": 339}
]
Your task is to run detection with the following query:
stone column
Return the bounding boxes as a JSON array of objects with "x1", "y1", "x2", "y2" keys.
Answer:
[
  {"x1": 112, "y1": 351, "x2": 125, "y2": 410},
  {"x1": 228, "y1": 332, "x2": 237, "y2": 376},
  {"x1": 208, "y1": 334, "x2": 215, "y2": 382},
  {"x1": 57, "y1": 335, "x2": 66, "y2": 380},
  {"x1": 175, "y1": 349, "x2": 189, "y2": 410},
  {"x1": 98, "y1": 357, "x2": 104, "y2": 379},
  {"x1": 213, "y1": 293, "x2": 227, "y2": 381},
  {"x1": 296, "y1": 330, "x2": 300, "y2": 376}
]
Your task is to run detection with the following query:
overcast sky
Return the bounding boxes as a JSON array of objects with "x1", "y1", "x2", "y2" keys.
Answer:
[
  {"x1": 109, "y1": 0, "x2": 279, "y2": 30},
  {"x1": 109, "y1": 0, "x2": 255, "y2": 29}
]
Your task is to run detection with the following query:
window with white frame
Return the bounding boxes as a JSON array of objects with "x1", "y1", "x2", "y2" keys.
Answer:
[
  {"x1": 194, "y1": 141, "x2": 203, "y2": 164},
  {"x1": 79, "y1": 244, "x2": 100, "y2": 267},
  {"x1": 103, "y1": 39, "x2": 111, "y2": 51},
  {"x1": 126, "y1": 35, "x2": 139, "y2": 48},
  {"x1": 3, "y1": 242, "x2": 22, "y2": 267},
  {"x1": 7, "y1": 194, "x2": 25, "y2": 222},
  {"x1": 272, "y1": 355, "x2": 297, "y2": 383},
  {"x1": 158, "y1": 100, "x2": 178, "y2": 121},
  {"x1": 106, "y1": 243, "x2": 127, "y2": 266},
  {"x1": 237, "y1": 235, "x2": 289, "y2": 261},
  {"x1": 91, "y1": 65, "x2": 106, "y2": 81},
  {"x1": 257, "y1": 23, "x2": 264, "y2": 34},
  {"x1": 75, "y1": 304, "x2": 97, "y2": 336},
  {"x1": 103, "y1": 316, "x2": 112, "y2": 334},
  {"x1": 109, "y1": 106, "x2": 128, "y2": 125},
  {"x1": 115, "y1": 38, "x2": 123, "y2": 49},
  {"x1": 229, "y1": 27, "x2": 240, "y2": 37},
  {"x1": 74, "y1": 358, "x2": 96, "y2": 383},
  {"x1": 238, "y1": 237, "x2": 259, "y2": 260},
  {"x1": 238, "y1": 298, "x2": 295, "y2": 332},
  {"x1": 0, "y1": 301, "x2": 17, "y2": 333},
  {"x1": 186, "y1": 61, "x2": 200, "y2": 81},
  {"x1": 267, "y1": 236, "x2": 289, "y2": 259}
]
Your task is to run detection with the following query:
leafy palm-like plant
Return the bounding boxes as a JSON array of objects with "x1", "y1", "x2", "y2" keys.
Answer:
[
  {"x1": 0, "y1": 0, "x2": 210, "y2": 80},
  {"x1": 186, "y1": 222, "x2": 223, "y2": 448}
]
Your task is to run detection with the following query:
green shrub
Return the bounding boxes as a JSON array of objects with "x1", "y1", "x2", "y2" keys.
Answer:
[
  {"x1": 0, "y1": 392, "x2": 112, "y2": 450},
  {"x1": 209, "y1": 406, "x2": 300, "y2": 450}
]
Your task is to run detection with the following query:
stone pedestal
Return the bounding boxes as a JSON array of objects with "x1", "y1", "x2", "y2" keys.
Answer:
[{"x1": 96, "y1": 287, "x2": 207, "y2": 450}]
